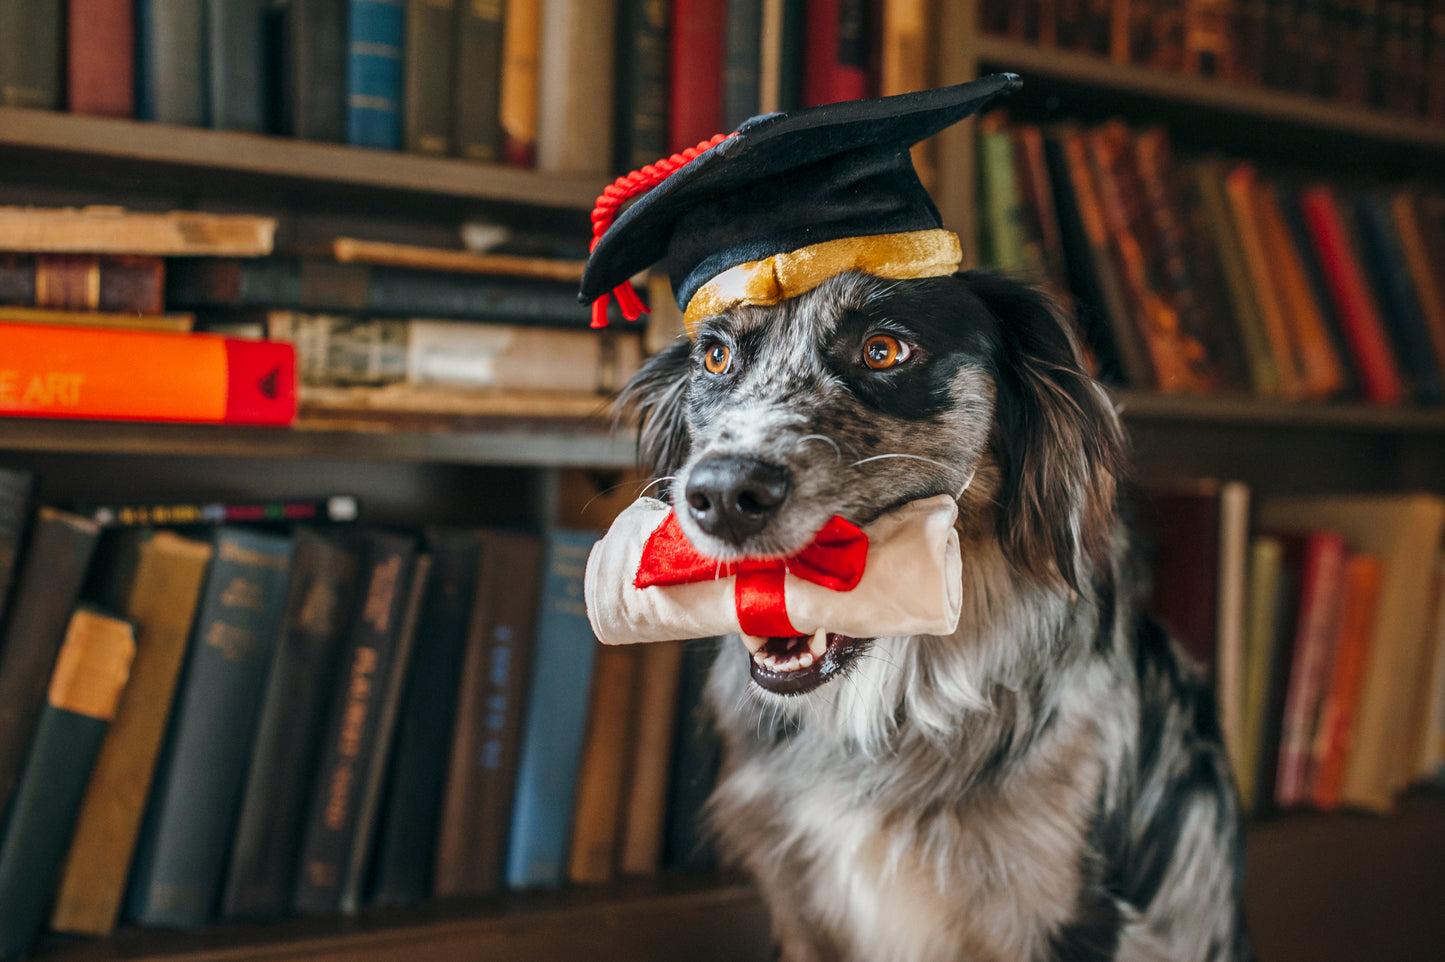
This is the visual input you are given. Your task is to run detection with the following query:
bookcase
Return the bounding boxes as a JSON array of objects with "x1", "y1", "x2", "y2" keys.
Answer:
[{"x1": 2, "y1": 3, "x2": 1444, "y2": 961}]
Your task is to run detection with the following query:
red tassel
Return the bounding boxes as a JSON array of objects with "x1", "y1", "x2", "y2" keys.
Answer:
[{"x1": 586, "y1": 132, "x2": 736, "y2": 328}]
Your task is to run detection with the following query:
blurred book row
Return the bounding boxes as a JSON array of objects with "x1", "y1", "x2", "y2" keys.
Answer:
[
  {"x1": 980, "y1": 0, "x2": 1445, "y2": 123},
  {"x1": 1141, "y1": 482, "x2": 1445, "y2": 819},
  {"x1": 0, "y1": 467, "x2": 722, "y2": 960},
  {"x1": 978, "y1": 114, "x2": 1445, "y2": 405}
]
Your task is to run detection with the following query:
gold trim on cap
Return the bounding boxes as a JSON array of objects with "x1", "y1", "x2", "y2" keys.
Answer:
[{"x1": 682, "y1": 228, "x2": 963, "y2": 335}]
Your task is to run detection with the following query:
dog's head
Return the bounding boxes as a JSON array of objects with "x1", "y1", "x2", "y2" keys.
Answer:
[{"x1": 621, "y1": 269, "x2": 1125, "y2": 701}]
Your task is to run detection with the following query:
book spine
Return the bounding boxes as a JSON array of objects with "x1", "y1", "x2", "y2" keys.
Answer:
[
  {"x1": 451, "y1": 0, "x2": 504, "y2": 161},
  {"x1": 0, "y1": 323, "x2": 297, "y2": 426},
  {"x1": 346, "y1": 0, "x2": 406, "y2": 149},
  {"x1": 723, "y1": 0, "x2": 763, "y2": 131},
  {"x1": 137, "y1": 0, "x2": 208, "y2": 125},
  {"x1": 0, "y1": 609, "x2": 135, "y2": 961},
  {"x1": 67, "y1": 0, "x2": 135, "y2": 117},
  {"x1": 0, "y1": 507, "x2": 102, "y2": 819},
  {"x1": 614, "y1": 0, "x2": 671, "y2": 171},
  {"x1": 433, "y1": 530, "x2": 544, "y2": 897},
  {"x1": 802, "y1": 0, "x2": 869, "y2": 107},
  {"x1": 1312, "y1": 553, "x2": 1384, "y2": 810},
  {"x1": 124, "y1": 528, "x2": 295, "y2": 929},
  {"x1": 505, "y1": 529, "x2": 601, "y2": 889},
  {"x1": 403, "y1": 0, "x2": 456, "y2": 155},
  {"x1": 220, "y1": 530, "x2": 361, "y2": 920},
  {"x1": 567, "y1": 645, "x2": 640, "y2": 885},
  {"x1": 50, "y1": 533, "x2": 213, "y2": 937},
  {"x1": 285, "y1": 0, "x2": 347, "y2": 141},
  {"x1": 208, "y1": 0, "x2": 269, "y2": 131},
  {"x1": 670, "y1": 0, "x2": 726, "y2": 151},
  {"x1": 292, "y1": 531, "x2": 416, "y2": 915},
  {"x1": 664, "y1": 637, "x2": 724, "y2": 870},
  {"x1": 535, "y1": 0, "x2": 616, "y2": 175},
  {"x1": 1354, "y1": 193, "x2": 1445, "y2": 404},
  {"x1": 0, "y1": 0, "x2": 63, "y2": 109},
  {"x1": 0, "y1": 469, "x2": 34, "y2": 630},
  {"x1": 499, "y1": 0, "x2": 542, "y2": 166},
  {"x1": 617, "y1": 640, "x2": 685, "y2": 876},
  {"x1": 27, "y1": 255, "x2": 165, "y2": 315},
  {"x1": 369, "y1": 529, "x2": 482, "y2": 907}
]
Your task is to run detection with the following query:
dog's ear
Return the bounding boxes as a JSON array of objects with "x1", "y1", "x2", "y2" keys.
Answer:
[
  {"x1": 966, "y1": 272, "x2": 1127, "y2": 591},
  {"x1": 616, "y1": 336, "x2": 693, "y2": 481}
]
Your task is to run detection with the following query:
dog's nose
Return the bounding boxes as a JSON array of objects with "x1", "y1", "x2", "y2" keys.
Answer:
[{"x1": 684, "y1": 456, "x2": 791, "y2": 542}]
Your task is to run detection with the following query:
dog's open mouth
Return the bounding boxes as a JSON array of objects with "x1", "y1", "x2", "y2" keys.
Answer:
[{"x1": 740, "y1": 629, "x2": 868, "y2": 695}]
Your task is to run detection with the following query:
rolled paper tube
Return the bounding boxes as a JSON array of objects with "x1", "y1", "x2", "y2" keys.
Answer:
[{"x1": 585, "y1": 494, "x2": 962, "y2": 645}]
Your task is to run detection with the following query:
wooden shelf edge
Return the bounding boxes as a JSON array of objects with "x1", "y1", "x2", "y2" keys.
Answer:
[
  {"x1": 1111, "y1": 389, "x2": 1445, "y2": 433},
  {"x1": 0, "y1": 107, "x2": 604, "y2": 212},
  {"x1": 975, "y1": 36, "x2": 1445, "y2": 154}
]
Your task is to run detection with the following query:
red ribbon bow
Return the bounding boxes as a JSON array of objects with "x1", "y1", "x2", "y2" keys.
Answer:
[{"x1": 633, "y1": 511, "x2": 869, "y2": 637}]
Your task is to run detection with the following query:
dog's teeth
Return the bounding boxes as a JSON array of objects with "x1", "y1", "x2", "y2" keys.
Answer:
[
  {"x1": 752, "y1": 649, "x2": 768, "y2": 666},
  {"x1": 741, "y1": 633, "x2": 767, "y2": 655},
  {"x1": 809, "y1": 627, "x2": 827, "y2": 658},
  {"x1": 797, "y1": 651, "x2": 815, "y2": 669}
]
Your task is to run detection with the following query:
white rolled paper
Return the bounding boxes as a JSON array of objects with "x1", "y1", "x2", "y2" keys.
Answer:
[{"x1": 584, "y1": 494, "x2": 963, "y2": 645}]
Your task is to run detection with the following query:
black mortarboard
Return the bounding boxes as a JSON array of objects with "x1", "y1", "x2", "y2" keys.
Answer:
[{"x1": 581, "y1": 73, "x2": 1022, "y2": 332}]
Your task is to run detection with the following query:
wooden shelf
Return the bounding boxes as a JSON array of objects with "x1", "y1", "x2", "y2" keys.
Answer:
[
  {"x1": 1111, "y1": 390, "x2": 1445, "y2": 433},
  {"x1": 0, "y1": 108, "x2": 603, "y2": 227}
]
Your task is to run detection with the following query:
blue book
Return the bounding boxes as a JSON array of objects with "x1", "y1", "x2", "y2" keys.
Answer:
[
  {"x1": 504, "y1": 529, "x2": 600, "y2": 889},
  {"x1": 125, "y1": 527, "x2": 294, "y2": 929},
  {"x1": 346, "y1": 0, "x2": 406, "y2": 149}
]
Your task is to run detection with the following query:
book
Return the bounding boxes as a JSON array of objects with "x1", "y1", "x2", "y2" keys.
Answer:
[
  {"x1": 0, "y1": 323, "x2": 297, "y2": 426},
  {"x1": 433, "y1": 529, "x2": 545, "y2": 897},
  {"x1": 1257, "y1": 493, "x2": 1445, "y2": 812},
  {"x1": 499, "y1": 0, "x2": 542, "y2": 166},
  {"x1": 136, "y1": 0, "x2": 208, "y2": 125},
  {"x1": 760, "y1": 0, "x2": 805, "y2": 114},
  {"x1": 663, "y1": 637, "x2": 723, "y2": 871},
  {"x1": 369, "y1": 528, "x2": 483, "y2": 907},
  {"x1": 451, "y1": 0, "x2": 504, "y2": 161},
  {"x1": 724, "y1": 0, "x2": 764, "y2": 131},
  {"x1": 0, "y1": 253, "x2": 164, "y2": 315},
  {"x1": 48, "y1": 533, "x2": 213, "y2": 937},
  {"x1": 617, "y1": 640, "x2": 685, "y2": 876},
  {"x1": 0, "y1": 0, "x2": 62, "y2": 109},
  {"x1": 0, "y1": 608, "x2": 135, "y2": 961},
  {"x1": 346, "y1": 0, "x2": 406, "y2": 149},
  {"x1": 670, "y1": 0, "x2": 726, "y2": 151},
  {"x1": 0, "y1": 206, "x2": 275, "y2": 257},
  {"x1": 1268, "y1": 530, "x2": 1348, "y2": 809},
  {"x1": 802, "y1": 0, "x2": 870, "y2": 107},
  {"x1": 0, "y1": 507, "x2": 101, "y2": 821},
  {"x1": 567, "y1": 644, "x2": 641, "y2": 885},
  {"x1": 67, "y1": 0, "x2": 135, "y2": 117},
  {"x1": 219, "y1": 529, "x2": 362, "y2": 920},
  {"x1": 208, "y1": 0, "x2": 270, "y2": 131},
  {"x1": 326, "y1": 237, "x2": 586, "y2": 282},
  {"x1": 340, "y1": 551, "x2": 430, "y2": 913},
  {"x1": 1296, "y1": 184, "x2": 1406, "y2": 405},
  {"x1": 976, "y1": 115, "x2": 1030, "y2": 273},
  {"x1": 879, "y1": 0, "x2": 931, "y2": 184},
  {"x1": 536, "y1": 0, "x2": 617, "y2": 174},
  {"x1": 614, "y1": 0, "x2": 671, "y2": 171},
  {"x1": 0, "y1": 468, "x2": 34, "y2": 629},
  {"x1": 85, "y1": 495, "x2": 359, "y2": 529},
  {"x1": 1237, "y1": 534, "x2": 1284, "y2": 812},
  {"x1": 124, "y1": 527, "x2": 295, "y2": 928},
  {"x1": 0, "y1": 306, "x2": 192, "y2": 333},
  {"x1": 282, "y1": 314, "x2": 643, "y2": 393},
  {"x1": 1311, "y1": 553, "x2": 1385, "y2": 811},
  {"x1": 1391, "y1": 191, "x2": 1445, "y2": 382},
  {"x1": 292, "y1": 530, "x2": 418, "y2": 915},
  {"x1": 1354, "y1": 192, "x2": 1445, "y2": 404},
  {"x1": 505, "y1": 529, "x2": 600, "y2": 889},
  {"x1": 279, "y1": 0, "x2": 347, "y2": 142},
  {"x1": 165, "y1": 257, "x2": 597, "y2": 327},
  {"x1": 1415, "y1": 553, "x2": 1445, "y2": 781},
  {"x1": 403, "y1": 0, "x2": 457, "y2": 155}
]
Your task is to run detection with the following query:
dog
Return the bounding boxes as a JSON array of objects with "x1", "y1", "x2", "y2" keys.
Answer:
[{"x1": 618, "y1": 269, "x2": 1252, "y2": 962}]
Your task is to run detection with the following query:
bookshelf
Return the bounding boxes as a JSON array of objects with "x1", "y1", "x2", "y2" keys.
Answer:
[{"x1": 1, "y1": 4, "x2": 1443, "y2": 961}]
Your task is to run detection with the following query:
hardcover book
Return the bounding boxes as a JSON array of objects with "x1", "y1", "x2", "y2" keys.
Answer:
[
  {"x1": 499, "y1": 0, "x2": 542, "y2": 166},
  {"x1": 67, "y1": 0, "x2": 135, "y2": 117},
  {"x1": 535, "y1": 0, "x2": 617, "y2": 175},
  {"x1": 451, "y1": 0, "x2": 504, "y2": 161},
  {"x1": 346, "y1": 0, "x2": 406, "y2": 149},
  {"x1": 404, "y1": 0, "x2": 457, "y2": 156},
  {"x1": 0, "y1": 468, "x2": 34, "y2": 629},
  {"x1": 279, "y1": 0, "x2": 347, "y2": 142},
  {"x1": 136, "y1": 0, "x2": 207, "y2": 125},
  {"x1": 0, "y1": 0, "x2": 62, "y2": 110},
  {"x1": 208, "y1": 0, "x2": 270, "y2": 131},
  {"x1": 567, "y1": 644, "x2": 641, "y2": 885}
]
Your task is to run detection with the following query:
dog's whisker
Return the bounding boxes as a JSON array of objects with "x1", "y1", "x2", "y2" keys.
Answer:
[
  {"x1": 851, "y1": 453, "x2": 953, "y2": 471},
  {"x1": 798, "y1": 434, "x2": 843, "y2": 462}
]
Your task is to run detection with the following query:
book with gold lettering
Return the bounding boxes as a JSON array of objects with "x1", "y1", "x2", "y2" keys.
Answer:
[
  {"x1": 0, "y1": 322, "x2": 296, "y2": 426},
  {"x1": 292, "y1": 530, "x2": 419, "y2": 915},
  {"x1": 124, "y1": 527, "x2": 295, "y2": 929},
  {"x1": 0, "y1": 608, "x2": 135, "y2": 960}
]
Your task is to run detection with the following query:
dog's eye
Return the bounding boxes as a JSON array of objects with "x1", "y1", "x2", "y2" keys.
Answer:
[
  {"x1": 703, "y1": 343, "x2": 732, "y2": 375},
  {"x1": 862, "y1": 334, "x2": 910, "y2": 370}
]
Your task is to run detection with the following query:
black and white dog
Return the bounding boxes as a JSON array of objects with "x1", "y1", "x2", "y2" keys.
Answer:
[{"x1": 620, "y1": 270, "x2": 1251, "y2": 962}]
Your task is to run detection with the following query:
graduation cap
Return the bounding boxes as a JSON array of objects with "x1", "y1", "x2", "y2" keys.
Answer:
[{"x1": 581, "y1": 73, "x2": 1022, "y2": 333}]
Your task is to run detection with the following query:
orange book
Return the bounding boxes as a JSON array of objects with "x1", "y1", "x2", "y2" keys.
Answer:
[
  {"x1": 0, "y1": 323, "x2": 295, "y2": 425},
  {"x1": 1311, "y1": 554, "x2": 1384, "y2": 811}
]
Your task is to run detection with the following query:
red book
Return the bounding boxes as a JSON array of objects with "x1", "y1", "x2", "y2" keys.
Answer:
[
  {"x1": 802, "y1": 0, "x2": 870, "y2": 107},
  {"x1": 0, "y1": 323, "x2": 295, "y2": 425},
  {"x1": 67, "y1": 0, "x2": 135, "y2": 118},
  {"x1": 1297, "y1": 184, "x2": 1405, "y2": 405},
  {"x1": 1311, "y1": 553, "x2": 1384, "y2": 811},
  {"x1": 670, "y1": 0, "x2": 726, "y2": 151}
]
